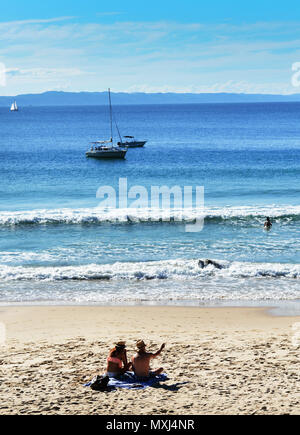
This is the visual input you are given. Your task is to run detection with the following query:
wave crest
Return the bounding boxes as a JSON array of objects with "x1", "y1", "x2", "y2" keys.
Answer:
[
  {"x1": 0, "y1": 259, "x2": 299, "y2": 282},
  {"x1": 0, "y1": 205, "x2": 300, "y2": 226}
]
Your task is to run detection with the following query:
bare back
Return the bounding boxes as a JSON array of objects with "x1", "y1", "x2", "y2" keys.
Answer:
[{"x1": 131, "y1": 351, "x2": 154, "y2": 377}]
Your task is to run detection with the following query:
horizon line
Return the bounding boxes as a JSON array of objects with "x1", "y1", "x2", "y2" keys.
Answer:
[{"x1": 1, "y1": 90, "x2": 300, "y2": 97}]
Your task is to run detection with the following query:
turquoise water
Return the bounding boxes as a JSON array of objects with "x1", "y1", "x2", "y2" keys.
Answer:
[{"x1": 0, "y1": 103, "x2": 300, "y2": 308}]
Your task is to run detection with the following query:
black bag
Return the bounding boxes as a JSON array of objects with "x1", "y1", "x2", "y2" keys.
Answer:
[{"x1": 90, "y1": 375, "x2": 110, "y2": 391}]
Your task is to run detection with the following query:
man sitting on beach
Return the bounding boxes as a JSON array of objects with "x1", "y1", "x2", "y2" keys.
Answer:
[{"x1": 131, "y1": 340, "x2": 165, "y2": 379}]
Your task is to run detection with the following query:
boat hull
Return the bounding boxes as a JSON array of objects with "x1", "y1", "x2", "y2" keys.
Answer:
[
  {"x1": 118, "y1": 141, "x2": 146, "y2": 148},
  {"x1": 86, "y1": 149, "x2": 127, "y2": 159}
]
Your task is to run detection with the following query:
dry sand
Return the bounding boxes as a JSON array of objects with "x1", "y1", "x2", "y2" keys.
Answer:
[{"x1": 0, "y1": 305, "x2": 299, "y2": 415}]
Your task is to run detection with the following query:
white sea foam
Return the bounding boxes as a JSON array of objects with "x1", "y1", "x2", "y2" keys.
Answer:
[
  {"x1": 0, "y1": 259, "x2": 299, "y2": 282},
  {"x1": 0, "y1": 205, "x2": 299, "y2": 226}
]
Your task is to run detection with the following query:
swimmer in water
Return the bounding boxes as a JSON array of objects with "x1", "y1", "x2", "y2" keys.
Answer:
[{"x1": 264, "y1": 217, "x2": 272, "y2": 229}]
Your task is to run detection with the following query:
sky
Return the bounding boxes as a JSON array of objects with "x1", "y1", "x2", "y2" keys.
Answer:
[{"x1": 1, "y1": 0, "x2": 300, "y2": 95}]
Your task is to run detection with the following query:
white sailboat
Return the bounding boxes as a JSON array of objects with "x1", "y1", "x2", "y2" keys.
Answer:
[
  {"x1": 86, "y1": 89, "x2": 127, "y2": 159},
  {"x1": 10, "y1": 101, "x2": 18, "y2": 112}
]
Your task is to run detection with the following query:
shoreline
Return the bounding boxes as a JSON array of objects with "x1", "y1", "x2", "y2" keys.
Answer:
[{"x1": 1, "y1": 298, "x2": 300, "y2": 317}]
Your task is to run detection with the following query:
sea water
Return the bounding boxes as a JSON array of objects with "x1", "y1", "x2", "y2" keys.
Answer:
[{"x1": 0, "y1": 103, "x2": 299, "y2": 314}]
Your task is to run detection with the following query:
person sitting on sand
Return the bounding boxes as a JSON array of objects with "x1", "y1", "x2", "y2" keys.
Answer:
[
  {"x1": 106, "y1": 341, "x2": 131, "y2": 378},
  {"x1": 131, "y1": 340, "x2": 165, "y2": 379},
  {"x1": 198, "y1": 259, "x2": 224, "y2": 270},
  {"x1": 264, "y1": 217, "x2": 272, "y2": 229}
]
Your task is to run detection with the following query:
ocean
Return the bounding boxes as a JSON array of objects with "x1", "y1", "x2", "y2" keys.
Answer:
[{"x1": 0, "y1": 102, "x2": 300, "y2": 314}]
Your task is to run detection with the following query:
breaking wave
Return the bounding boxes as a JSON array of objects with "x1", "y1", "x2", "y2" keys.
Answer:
[
  {"x1": 0, "y1": 205, "x2": 300, "y2": 226},
  {"x1": 0, "y1": 259, "x2": 300, "y2": 282}
]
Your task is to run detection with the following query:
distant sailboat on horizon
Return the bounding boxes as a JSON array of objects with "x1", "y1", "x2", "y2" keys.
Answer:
[{"x1": 10, "y1": 101, "x2": 18, "y2": 112}]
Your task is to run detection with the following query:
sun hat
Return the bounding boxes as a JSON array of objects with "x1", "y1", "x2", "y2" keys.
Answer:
[
  {"x1": 136, "y1": 340, "x2": 147, "y2": 349},
  {"x1": 115, "y1": 341, "x2": 126, "y2": 347}
]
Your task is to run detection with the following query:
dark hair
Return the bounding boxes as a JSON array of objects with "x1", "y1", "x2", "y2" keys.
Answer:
[{"x1": 110, "y1": 345, "x2": 125, "y2": 357}]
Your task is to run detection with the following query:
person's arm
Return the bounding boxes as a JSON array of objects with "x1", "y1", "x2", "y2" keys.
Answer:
[
  {"x1": 122, "y1": 349, "x2": 128, "y2": 366},
  {"x1": 120, "y1": 349, "x2": 132, "y2": 372},
  {"x1": 152, "y1": 343, "x2": 165, "y2": 358}
]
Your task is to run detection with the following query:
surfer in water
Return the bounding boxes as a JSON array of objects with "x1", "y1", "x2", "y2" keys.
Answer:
[
  {"x1": 198, "y1": 259, "x2": 224, "y2": 270},
  {"x1": 264, "y1": 217, "x2": 272, "y2": 230}
]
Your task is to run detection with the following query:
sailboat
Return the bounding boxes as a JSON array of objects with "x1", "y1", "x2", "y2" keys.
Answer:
[
  {"x1": 10, "y1": 101, "x2": 18, "y2": 112},
  {"x1": 86, "y1": 89, "x2": 127, "y2": 159}
]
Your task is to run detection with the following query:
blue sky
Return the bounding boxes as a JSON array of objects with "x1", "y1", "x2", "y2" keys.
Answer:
[{"x1": 1, "y1": 0, "x2": 300, "y2": 95}]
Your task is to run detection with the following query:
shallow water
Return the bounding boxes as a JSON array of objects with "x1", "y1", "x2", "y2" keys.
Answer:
[{"x1": 0, "y1": 103, "x2": 299, "y2": 312}]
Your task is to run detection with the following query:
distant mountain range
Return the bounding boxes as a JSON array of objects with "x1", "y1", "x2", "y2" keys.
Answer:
[{"x1": 1, "y1": 91, "x2": 300, "y2": 106}]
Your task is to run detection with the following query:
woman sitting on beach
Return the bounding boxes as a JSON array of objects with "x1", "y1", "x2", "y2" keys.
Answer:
[{"x1": 106, "y1": 341, "x2": 131, "y2": 378}]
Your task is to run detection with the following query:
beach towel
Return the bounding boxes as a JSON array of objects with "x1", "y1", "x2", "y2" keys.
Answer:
[{"x1": 84, "y1": 372, "x2": 168, "y2": 390}]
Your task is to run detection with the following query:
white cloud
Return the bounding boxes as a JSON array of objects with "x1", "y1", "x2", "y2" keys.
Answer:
[
  {"x1": 0, "y1": 16, "x2": 75, "y2": 26},
  {"x1": 1, "y1": 17, "x2": 300, "y2": 95},
  {"x1": 5, "y1": 67, "x2": 89, "y2": 78},
  {"x1": 125, "y1": 80, "x2": 297, "y2": 95}
]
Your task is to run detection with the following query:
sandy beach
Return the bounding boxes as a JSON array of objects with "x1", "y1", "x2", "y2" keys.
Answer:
[{"x1": 0, "y1": 305, "x2": 299, "y2": 415}]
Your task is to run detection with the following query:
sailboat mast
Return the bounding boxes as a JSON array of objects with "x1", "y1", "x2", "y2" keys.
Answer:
[
  {"x1": 115, "y1": 120, "x2": 122, "y2": 143},
  {"x1": 108, "y1": 88, "x2": 113, "y2": 141}
]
